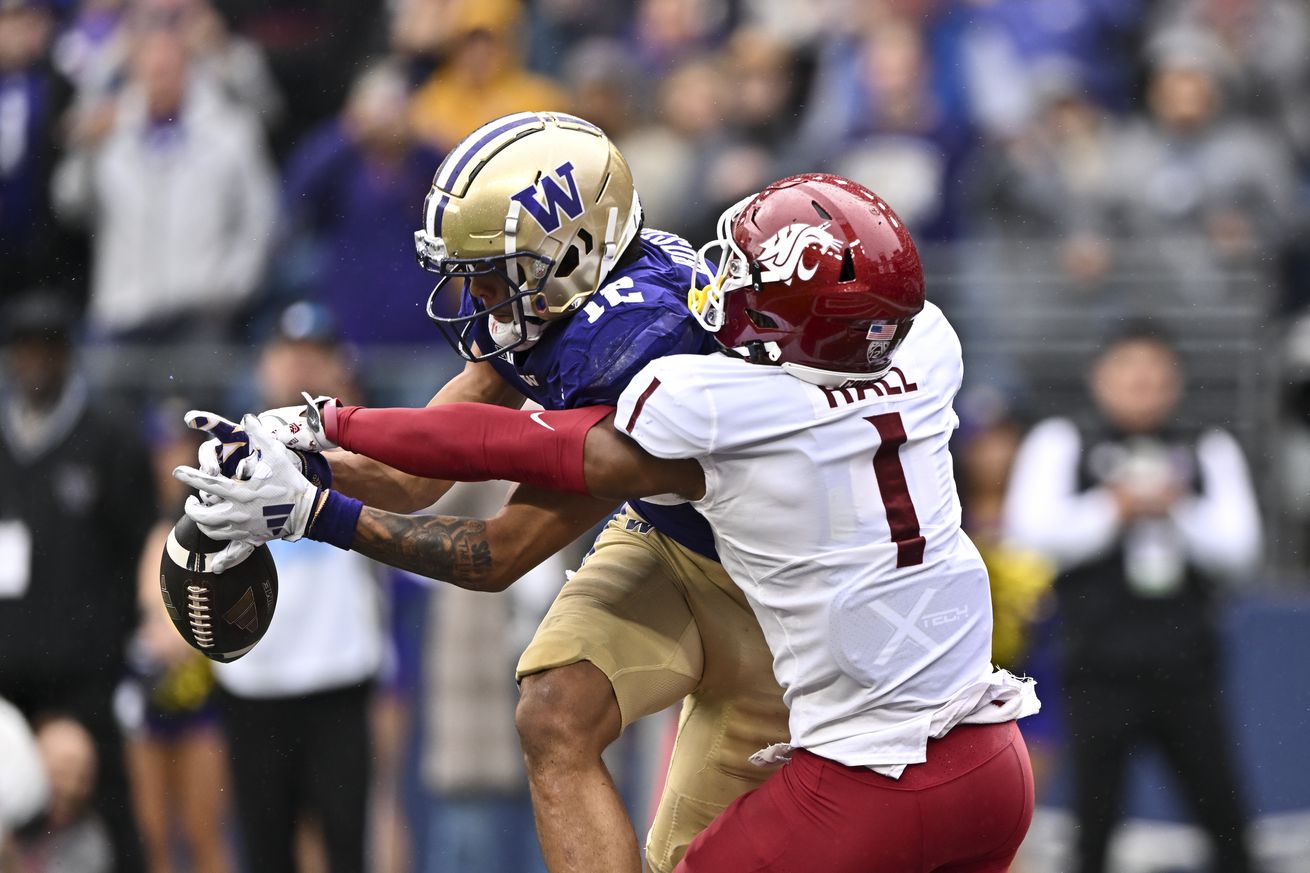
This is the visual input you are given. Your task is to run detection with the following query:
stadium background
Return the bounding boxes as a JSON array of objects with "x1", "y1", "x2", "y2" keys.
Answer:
[{"x1": 2, "y1": 0, "x2": 1309, "y2": 871}]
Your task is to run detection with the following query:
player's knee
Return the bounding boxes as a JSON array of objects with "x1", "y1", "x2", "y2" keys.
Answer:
[{"x1": 516, "y1": 662, "x2": 621, "y2": 763}]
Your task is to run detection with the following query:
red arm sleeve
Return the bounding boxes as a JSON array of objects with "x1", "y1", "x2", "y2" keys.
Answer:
[{"x1": 327, "y1": 403, "x2": 615, "y2": 495}]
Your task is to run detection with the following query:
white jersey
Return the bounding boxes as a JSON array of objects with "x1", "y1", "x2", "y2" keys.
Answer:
[{"x1": 616, "y1": 302, "x2": 1038, "y2": 772}]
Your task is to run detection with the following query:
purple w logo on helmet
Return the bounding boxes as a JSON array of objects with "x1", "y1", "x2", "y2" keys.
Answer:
[{"x1": 511, "y1": 162, "x2": 585, "y2": 233}]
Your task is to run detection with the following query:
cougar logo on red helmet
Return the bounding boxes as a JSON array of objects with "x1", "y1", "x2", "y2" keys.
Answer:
[
  {"x1": 755, "y1": 223, "x2": 843, "y2": 284},
  {"x1": 689, "y1": 172, "x2": 926, "y2": 387}
]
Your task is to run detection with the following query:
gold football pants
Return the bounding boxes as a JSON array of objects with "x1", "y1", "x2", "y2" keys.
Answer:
[{"x1": 517, "y1": 505, "x2": 789, "y2": 873}]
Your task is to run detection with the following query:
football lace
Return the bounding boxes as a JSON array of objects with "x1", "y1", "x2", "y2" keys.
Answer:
[{"x1": 187, "y1": 585, "x2": 214, "y2": 648}]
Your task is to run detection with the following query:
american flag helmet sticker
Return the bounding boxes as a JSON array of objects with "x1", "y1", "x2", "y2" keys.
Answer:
[
  {"x1": 866, "y1": 323, "x2": 899, "y2": 342},
  {"x1": 866, "y1": 322, "x2": 898, "y2": 362}
]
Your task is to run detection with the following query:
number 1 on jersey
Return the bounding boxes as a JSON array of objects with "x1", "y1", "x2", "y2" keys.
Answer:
[{"x1": 865, "y1": 412, "x2": 926, "y2": 567}]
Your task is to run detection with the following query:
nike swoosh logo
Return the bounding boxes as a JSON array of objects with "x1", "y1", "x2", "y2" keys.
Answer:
[{"x1": 530, "y1": 411, "x2": 556, "y2": 432}]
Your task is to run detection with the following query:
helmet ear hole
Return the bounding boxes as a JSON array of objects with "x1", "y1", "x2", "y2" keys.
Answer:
[
  {"x1": 576, "y1": 228, "x2": 594, "y2": 254},
  {"x1": 839, "y1": 248, "x2": 856, "y2": 283},
  {"x1": 746, "y1": 308, "x2": 779, "y2": 329},
  {"x1": 555, "y1": 244, "x2": 581, "y2": 279}
]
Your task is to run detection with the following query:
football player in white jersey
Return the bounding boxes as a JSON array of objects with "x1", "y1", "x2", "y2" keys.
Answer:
[{"x1": 178, "y1": 174, "x2": 1039, "y2": 872}]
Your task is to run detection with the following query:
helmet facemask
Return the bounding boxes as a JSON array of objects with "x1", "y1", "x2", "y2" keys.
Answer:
[
  {"x1": 688, "y1": 194, "x2": 755, "y2": 333},
  {"x1": 416, "y1": 226, "x2": 554, "y2": 361}
]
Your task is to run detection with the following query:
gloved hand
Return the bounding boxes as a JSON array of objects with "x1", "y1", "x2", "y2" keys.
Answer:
[
  {"x1": 180, "y1": 410, "x2": 256, "y2": 569},
  {"x1": 186, "y1": 408, "x2": 332, "y2": 490},
  {"x1": 185, "y1": 410, "x2": 256, "y2": 481},
  {"x1": 257, "y1": 392, "x2": 341, "y2": 453},
  {"x1": 173, "y1": 415, "x2": 324, "y2": 573}
]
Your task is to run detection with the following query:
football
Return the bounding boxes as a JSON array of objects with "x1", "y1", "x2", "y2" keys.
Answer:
[{"x1": 158, "y1": 515, "x2": 278, "y2": 663}]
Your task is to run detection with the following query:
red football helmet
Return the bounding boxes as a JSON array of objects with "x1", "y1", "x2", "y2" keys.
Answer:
[{"x1": 690, "y1": 173, "x2": 925, "y2": 385}]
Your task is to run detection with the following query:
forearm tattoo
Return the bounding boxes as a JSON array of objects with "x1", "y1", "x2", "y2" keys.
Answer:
[{"x1": 353, "y1": 508, "x2": 496, "y2": 589}]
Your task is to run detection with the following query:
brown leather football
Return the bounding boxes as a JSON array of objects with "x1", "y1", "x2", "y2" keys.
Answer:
[{"x1": 158, "y1": 515, "x2": 278, "y2": 663}]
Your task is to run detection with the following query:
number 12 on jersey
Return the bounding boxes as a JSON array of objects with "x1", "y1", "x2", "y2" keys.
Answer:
[
  {"x1": 582, "y1": 277, "x2": 644, "y2": 323},
  {"x1": 866, "y1": 412, "x2": 926, "y2": 567}
]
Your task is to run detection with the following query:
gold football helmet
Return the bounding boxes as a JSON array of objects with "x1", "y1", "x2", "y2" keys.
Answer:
[{"x1": 414, "y1": 111, "x2": 642, "y2": 360}]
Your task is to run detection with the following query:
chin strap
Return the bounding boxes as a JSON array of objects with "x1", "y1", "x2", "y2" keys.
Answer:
[
  {"x1": 731, "y1": 341, "x2": 782, "y2": 365},
  {"x1": 781, "y1": 360, "x2": 893, "y2": 387},
  {"x1": 487, "y1": 312, "x2": 546, "y2": 351},
  {"x1": 729, "y1": 341, "x2": 895, "y2": 386}
]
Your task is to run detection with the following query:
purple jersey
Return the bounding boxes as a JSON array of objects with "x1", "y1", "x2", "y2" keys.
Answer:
[{"x1": 463, "y1": 229, "x2": 720, "y2": 557}]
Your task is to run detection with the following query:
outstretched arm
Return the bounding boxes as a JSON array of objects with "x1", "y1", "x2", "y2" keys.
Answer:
[
  {"x1": 351, "y1": 486, "x2": 615, "y2": 591},
  {"x1": 326, "y1": 358, "x2": 527, "y2": 513},
  {"x1": 175, "y1": 404, "x2": 700, "y2": 583},
  {"x1": 327, "y1": 404, "x2": 705, "y2": 502},
  {"x1": 339, "y1": 404, "x2": 704, "y2": 588}
]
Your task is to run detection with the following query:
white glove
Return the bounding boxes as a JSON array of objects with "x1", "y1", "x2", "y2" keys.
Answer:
[
  {"x1": 173, "y1": 415, "x2": 324, "y2": 573},
  {"x1": 257, "y1": 392, "x2": 340, "y2": 452}
]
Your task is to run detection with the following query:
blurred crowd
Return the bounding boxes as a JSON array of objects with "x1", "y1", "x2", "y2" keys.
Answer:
[
  {"x1": 4, "y1": 0, "x2": 1309, "y2": 330},
  {"x1": 1, "y1": 0, "x2": 1308, "y2": 872}
]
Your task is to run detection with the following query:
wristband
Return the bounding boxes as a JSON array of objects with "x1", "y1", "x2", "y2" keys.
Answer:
[
  {"x1": 321, "y1": 399, "x2": 339, "y2": 443},
  {"x1": 305, "y1": 489, "x2": 363, "y2": 550},
  {"x1": 297, "y1": 450, "x2": 333, "y2": 489}
]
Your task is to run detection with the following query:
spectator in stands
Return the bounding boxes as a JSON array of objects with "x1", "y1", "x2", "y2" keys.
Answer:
[
  {"x1": 387, "y1": 0, "x2": 456, "y2": 68},
  {"x1": 59, "y1": 0, "x2": 283, "y2": 130},
  {"x1": 212, "y1": 303, "x2": 386, "y2": 873},
  {"x1": 619, "y1": 55, "x2": 729, "y2": 235},
  {"x1": 959, "y1": 0, "x2": 1147, "y2": 137},
  {"x1": 677, "y1": 27, "x2": 797, "y2": 242},
  {"x1": 968, "y1": 64, "x2": 1121, "y2": 288},
  {"x1": 736, "y1": 0, "x2": 832, "y2": 49},
  {"x1": 956, "y1": 404, "x2": 1053, "y2": 672},
  {"x1": 125, "y1": 403, "x2": 234, "y2": 873},
  {"x1": 819, "y1": 16, "x2": 976, "y2": 240},
  {"x1": 1278, "y1": 315, "x2": 1310, "y2": 555},
  {"x1": 1003, "y1": 322, "x2": 1261, "y2": 873},
  {"x1": 0, "y1": 291, "x2": 155, "y2": 873},
  {"x1": 51, "y1": 0, "x2": 131, "y2": 99},
  {"x1": 408, "y1": 0, "x2": 568, "y2": 153},
  {"x1": 559, "y1": 38, "x2": 641, "y2": 142},
  {"x1": 1150, "y1": 0, "x2": 1310, "y2": 163},
  {"x1": 1102, "y1": 28, "x2": 1299, "y2": 282},
  {"x1": 280, "y1": 61, "x2": 445, "y2": 344},
  {"x1": 214, "y1": 0, "x2": 381, "y2": 154},
  {"x1": 721, "y1": 27, "x2": 797, "y2": 154},
  {"x1": 151, "y1": 0, "x2": 284, "y2": 130},
  {"x1": 0, "y1": 696, "x2": 47, "y2": 865},
  {"x1": 51, "y1": 23, "x2": 277, "y2": 341},
  {"x1": 626, "y1": 33, "x2": 795, "y2": 242},
  {"x1": 419, "y1": 481, "x2": 564, "y2": 873},
  {"x1": 12, "y1": 715, "x2": 114, "y2": 873},
  {"x1": 520, "y1": 0, "x2": 631, "y2": 76},
  {"x1": 626, "y1": 0, "x2": 727, "y2": 77},
  {"x1": 0, "y1": 0, "x2": 79, "y2": 296}
]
